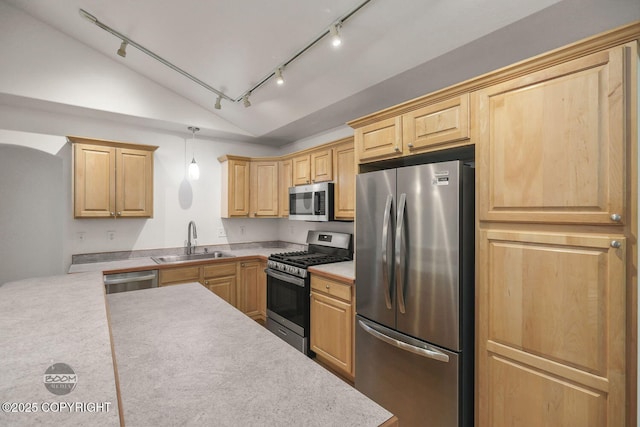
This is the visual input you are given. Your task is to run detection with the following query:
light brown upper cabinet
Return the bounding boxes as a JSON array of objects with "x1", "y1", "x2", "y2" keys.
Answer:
[
  {"x1": 333, "y1": 139, "x2": 355, "y2": 220},
  {"x1": 403, "y1": 94, "x2": 469, "y2": 154},
  {"x1": 279, "y1": 158, "x2": 293, "y2": 217},
  {"x1": 219, "y1": 155, "x2": 250, "y2": 218},
  {"x1": 354, "y1": 116, "x2": 403, "y2": 163},
  {"x1": 292, "y1": 154, "x2": 312, "y2": 185},
  {"x1": 292, "y1": 148, "x2": 333, "y2": 185},
  {"x1": 310, "y1": 148, "x2": 333, "y2": 183},
  {"x1": 475, "y1": 46, "x2": 626, "y2": 225},
  {"x1": 70, "y1": 137, "x2": 156, "y2": 219},
  {"x1": 351, "y1": 94, "x2": 470, "y2": 164},
  {"x1": 249, "y1": 160, "x2": 279, "y2": 217}
]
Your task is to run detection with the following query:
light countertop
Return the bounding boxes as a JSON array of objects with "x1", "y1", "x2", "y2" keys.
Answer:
[
  {"x1": 308, "y1": 260, "x2": 355, "y2": 283},
  {"x1": 0, "y1": 272, "x2": 391, "y2": 426},
  {"x1": 107, "y1": 283, "x2": 392, "y2": 426},
  {"x1": 0, "y1": 272, "x2": 120, "y2": 426},
  {"x1": 68, "y1": 246, "x2": 298, "y2": 274}
]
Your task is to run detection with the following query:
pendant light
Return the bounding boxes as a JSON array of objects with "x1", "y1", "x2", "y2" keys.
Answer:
[{"x1": 187, "y1": 126, "x2": 200, "y2": 181}]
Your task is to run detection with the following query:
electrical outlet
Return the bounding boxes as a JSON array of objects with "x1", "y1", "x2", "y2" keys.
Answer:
[
  {"x1": 77, "y1": 232, "x2": 86, "y2": 242},
  {"x1": 107, "y1": 230, "x2": 116, "y2": 241},
  {"x1": 217, "y1": 228, "x2": 227, "y2": 238},
  {"x1": 239, "y1": 225, "x2": 245, "y2": 236}
]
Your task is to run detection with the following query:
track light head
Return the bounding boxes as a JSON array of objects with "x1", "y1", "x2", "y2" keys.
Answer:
[
  {"x1": 275, "y1": 68, "x2": 285, "y2": 85},
  {"x1": 243, "y1": 94, "x2": 251, "y2": 108},
  {"x1": 214, "y1": 95, "x2": 222, "y2": 110},
  {"x1": 329, "y1": 24, "x2": 342, "y2": 47},
  {"x1": 117, "y1": 40, "x2": 128, "y2": 57}
]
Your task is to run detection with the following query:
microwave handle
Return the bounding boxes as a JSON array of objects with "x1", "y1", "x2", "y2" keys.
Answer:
[{"x1": 313, "y1": 191, "x2": 320, "y2": 214}]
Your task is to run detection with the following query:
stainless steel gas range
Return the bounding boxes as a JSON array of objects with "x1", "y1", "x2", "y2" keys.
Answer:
[{"x1": 265, "y1": 230, "x2": 353, "y2": 355}]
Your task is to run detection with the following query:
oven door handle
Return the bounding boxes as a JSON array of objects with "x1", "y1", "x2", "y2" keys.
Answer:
[{"x1": 266, "y1": 268, "x2": 306, "y2": 288}]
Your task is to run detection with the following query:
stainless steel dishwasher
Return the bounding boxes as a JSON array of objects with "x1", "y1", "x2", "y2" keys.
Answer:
[{"x1": 103, "y1": 270, "x2": 158, "y2": 294}]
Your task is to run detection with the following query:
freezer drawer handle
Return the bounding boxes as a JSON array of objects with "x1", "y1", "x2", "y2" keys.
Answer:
[
  {"x1": 381, "y1": 194, "x2": 394, "y2": 309},
  {"x1": 358, "y1": 319, "x2": 449, "y2": 363},
  {"x1": 103, "y1": 273, "x2": 157, "y2": 285}
]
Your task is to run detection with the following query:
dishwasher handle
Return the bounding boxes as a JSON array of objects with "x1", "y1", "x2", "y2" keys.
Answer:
[{"x1": 103, "y1": 272, "x2": 157, "y2": 285}]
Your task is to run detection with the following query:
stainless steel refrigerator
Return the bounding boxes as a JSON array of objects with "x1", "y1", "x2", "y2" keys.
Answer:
[{"x1": 355, "y1": 159, "x2": 474, "y2": 427}]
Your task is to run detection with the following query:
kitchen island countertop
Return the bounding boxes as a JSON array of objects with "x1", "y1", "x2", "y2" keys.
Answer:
[
  {"x1": 0, "y1": 272, "x2": 120, "y2": 426},
  {"x1": 108, "y1": 283, "x2": 393, "y2": 426}
]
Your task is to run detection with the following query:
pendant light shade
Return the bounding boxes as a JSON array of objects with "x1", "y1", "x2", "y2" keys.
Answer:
[
  {"x1": 188, "y1": 157, "x2": 200, "y2": 180},
  {"x1": 187, "y1": 126, "x2": 200, "y2": 181}
]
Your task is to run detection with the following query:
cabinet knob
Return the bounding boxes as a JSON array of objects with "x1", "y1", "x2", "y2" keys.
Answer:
[
  {"x1": 407, "y1": 143, "x2": 414, "y2": 149},
  {"x1": 241, "y1": 263, "x2": 245, "y2": 267},
  {"x1": 205, "y1": 280, "x2": 209, "y2": 285},
  {"x1": 610, "y1": 213, "x2": 622, "y2": 222},
  {"x1": 394, "y1": 146, "x2": 400, "y2": 152},
  {"x1": 117, "y1": 211, "x2": 122, "y2": 216},
  {"x1": 326, "y1": 285, "x2": 330, "y2": 289},
  {"x1": 110, "y1": 212, "x2": 115, "y2": 217},
  {"x1": 611, "y1": 240, "x2": 622, "y2": 249}
]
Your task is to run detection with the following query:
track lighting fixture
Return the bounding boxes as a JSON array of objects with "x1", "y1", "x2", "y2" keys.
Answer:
[
  {"x1": 117, "y1": 40, "x2": 128, "y2": 57},
  {"x1": 79, "y1": 0, "x2": 372, "y2": 108},
  {"x1": 187, "y1": 126, "x2": 200, "y2": 181},
  {"x1": 275, "y1": 68, "x2": 285, "y2": 85},
  {"x1": 329, "y1": 24, "x2": 342, "y2": 47}
]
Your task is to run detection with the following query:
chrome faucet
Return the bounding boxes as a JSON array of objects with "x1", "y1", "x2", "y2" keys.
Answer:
[{"x1": 187, "y1": 220, "x2": 198, "y2": 255}]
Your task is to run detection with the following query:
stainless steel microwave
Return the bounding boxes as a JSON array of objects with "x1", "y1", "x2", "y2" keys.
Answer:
[{"x1": 289, "y1": 182, "x2": 334, "y2": 221}]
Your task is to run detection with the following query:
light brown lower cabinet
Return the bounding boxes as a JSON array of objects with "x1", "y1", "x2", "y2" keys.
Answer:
[
  {"x1": 202, "y1": 262, "x2": 237, "y2": 306},
  {"x1": 477, "y1": 229, "x2": 626, "y2": 426},
  {"x1": 158, "y1": 266, "x2": 200, "y2": 286},
  {"x1": 310, "y1": 275, "x2": 354, "y2": 380},
  {"x1": 238, "y1": 260, "x2": 266, "y2": 321},
  {"x1": 158, "y1": 259, "x2": 266, "y2": 321}
]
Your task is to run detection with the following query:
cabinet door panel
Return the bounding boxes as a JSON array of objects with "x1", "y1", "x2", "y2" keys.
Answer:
[
  {"x1": 403, "y1": 94, "x2": 469, "y2": 153},
  {"x1": 159, "y1": 266, "x2": 200, "y2": 286},
  {"x1": 478, "y1": 229, "x2": 625, "y2": 427},
  {"x1": 333, "y1": 142, "x2": 355, "y2": 220},
  {"x1": 311, "y1": 148, "x2": 333, "y2": 183},
  {"x1": 292, "y1": 155, "x2": 311, "y2": 186},
  {"x1": 310, "y1": 291, "x2": 352, "y2": 375},
  {"x1": 203, "y1": 276, "x2": 236, "y2": 306},
  {"x1": 117, "y1": 148, "x2": 153, "y2": 217},
  {"x1": 239, "y1": 261, "x2": 263, "y2": 319},
  {"x1": 477, "y1": 47, "x2": 625, "y2": 224},
  {"x1": 279, "y1": 159, "x2": 293, "y2": 217},
  {"x1": 355, "y1": 116, "x2": 402, "y2": 163},
  {"x1": 487, "y1": 355, "x2": 606, "y2": 427},
  {"x1": 74, "y1": 144, "x2": 115, "y2": 217},
  {"x1": 250, "y1": 161, "x2": 278, "y2": 217}
]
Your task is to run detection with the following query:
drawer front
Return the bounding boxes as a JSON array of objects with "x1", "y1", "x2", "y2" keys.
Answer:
[
  {"x1": 203, "y1": 262, "x2": 237, "y2": 278},
  {"x1": 311, "y1": 276, "x2": 352, "y2": 301},
  {"x1": 159, "y1": 266, "x2": 200, "y2": 285}
]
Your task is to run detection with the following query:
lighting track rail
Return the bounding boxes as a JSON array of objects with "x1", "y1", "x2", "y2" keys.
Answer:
[{"x1": 78, "y1": 0, "x2": 372, "y2": 108}]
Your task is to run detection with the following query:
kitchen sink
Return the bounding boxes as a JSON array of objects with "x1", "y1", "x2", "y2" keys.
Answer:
[{"x1": 151, "y1": 251, "x2": 235, "y2": 264}]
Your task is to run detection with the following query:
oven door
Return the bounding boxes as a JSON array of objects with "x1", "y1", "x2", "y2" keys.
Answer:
[{"x1": 266, "y1": 268, "x2": 308, "y2": 337}]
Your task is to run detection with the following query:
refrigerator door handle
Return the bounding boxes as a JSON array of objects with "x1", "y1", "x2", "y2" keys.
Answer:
[
  {"x1": 381, "y1": 194, "x2": 393, "y2": 309},
  {"x1": 358, "y1": 319, "x2": 449, "y2": 363},
  {"x1": 395, "y1": 192, "x2": 407, "y2": 314}
]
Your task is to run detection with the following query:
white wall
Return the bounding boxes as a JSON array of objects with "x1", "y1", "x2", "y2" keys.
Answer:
[
  {"x1": 0, "y1": 104, "x2": 354, "y2": 278},
  {"x1": 0, "y1": 106, "x2": 282, "y2": 277},
  {"x1": 0, "y1": 144, "x2": 65, "y2": 284}
]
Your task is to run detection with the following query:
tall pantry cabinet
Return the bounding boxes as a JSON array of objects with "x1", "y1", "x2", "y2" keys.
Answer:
[{"x1": 474, "y1": 40, "x2": 637, "y2": 426}]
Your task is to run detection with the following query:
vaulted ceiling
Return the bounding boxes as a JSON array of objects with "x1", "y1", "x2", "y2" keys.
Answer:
[{"x1": 2, "y1": 0, "x2": 638, "y2": 145}]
